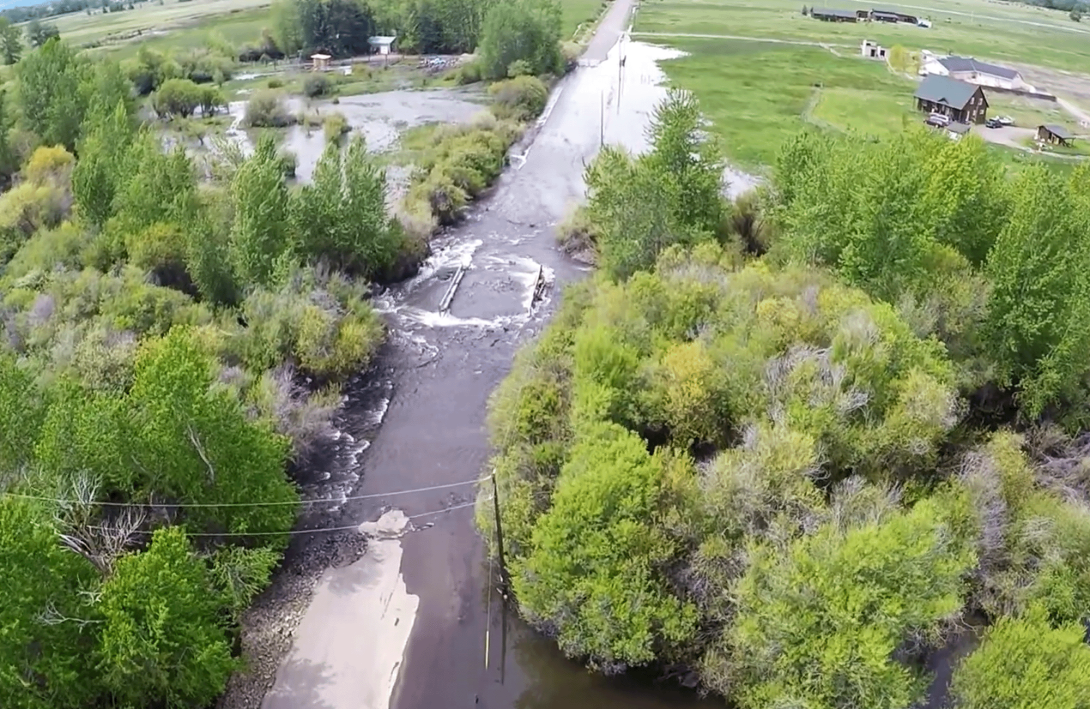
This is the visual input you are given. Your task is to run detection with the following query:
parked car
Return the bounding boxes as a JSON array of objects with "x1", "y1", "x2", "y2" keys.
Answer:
[
  {"x1": 926, "y1": 112, "x2": 950, "y2": 127},
  {"x1": 985, "y1": 118, "x2": 1002, "y2": 128}
]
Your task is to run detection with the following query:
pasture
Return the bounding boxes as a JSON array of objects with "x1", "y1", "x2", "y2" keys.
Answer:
[{"x1": 634, "y1": 0, "x2": 1090, "y2": 75}]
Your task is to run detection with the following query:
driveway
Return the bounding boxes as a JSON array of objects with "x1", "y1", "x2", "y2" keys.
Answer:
[{"x1": 972, "y1": 124, "x2": 1035, "y2": 149}]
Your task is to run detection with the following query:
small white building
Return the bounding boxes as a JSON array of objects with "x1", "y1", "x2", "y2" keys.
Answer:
[
  {"x1": 861, "y1": 39, "x2": 888, "y2": 60},
  {"x1": 310, "y1": 53, "x2": 331, "y2": 71},
  {"x1": 919, "y1": 51, "x2": 1035, "y2": 92},
  {"x1": 368, "y1": 36, "x2": 397, "y2": 55}
]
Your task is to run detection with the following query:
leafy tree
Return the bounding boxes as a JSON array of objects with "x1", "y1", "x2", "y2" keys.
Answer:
[
  {"x1": 73, "y1": 101, "x2": 135, "y2": 229},
  {"x1": 951, "y1": 608, "x2": 1090, "y2": 709},
  {"x1": 292, "y1": 136, "x2": 399, "y2": 277},
  {"x1": 0, "y1": 16, "x2": 21, "y2": 64},
  {"x1": 229, "y1": 135, "x2": 294, "y2": 286},
  {"x1": 643, "y1": 89, "x2": 725, "y2": 238},
  {"x1": 478, "y1": 0, "x2": 561, "y2": 80},
  {"x1": 25, "y1": 19, "x2": 59, "y2": 49},
  {"x1": 150, "y1": 77, "x2": 204, "y2": 118},
  {"x1": 514, "y1": 421, "x2": 699, "y2": 672},
  {"x1": 271, "y1": 0, "x2": 303, "y2": 55},
  {"x1": 0, "y1": 350, "x2": 43, "y2": 471},
  {"x1": 983, "y1": 165, "x2": 1090, "y2": 416},
  {"x1": 82, "y1": 59, "x2": 135, "y2": 122},
  {"x1": 0, "y1": 495, "x2": 98, "y2": 709},
  {"x1": 16, "y1": 36, "x2": 87, "y2": 151},
  {"x1": 97, "y1": 527, "x2": 237, "y2": 708},
  {"x1": 127, "y1": 327, "x2": 298, "y2": 534}
]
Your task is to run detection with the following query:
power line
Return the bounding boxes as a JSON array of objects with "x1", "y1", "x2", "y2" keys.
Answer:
[
  {"x1": 3, "y1": 476, "x2": 491, "y2": 509},
  {"x1": 89, "y1": 499, "x2": 486, "y2": 538}
]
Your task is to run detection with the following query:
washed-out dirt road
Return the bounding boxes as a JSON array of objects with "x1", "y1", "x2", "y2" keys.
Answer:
[{"x1": 247, "y1": 2, "x2": 739, "y2": 709}]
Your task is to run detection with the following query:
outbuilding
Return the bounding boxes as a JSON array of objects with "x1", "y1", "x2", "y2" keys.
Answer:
[
  {"x1": 1038, "y1": 124, "x2": 1074, "y2": 146},
  {"x1": 310, "y1": 53, "x2": 331, "y2": 71},
  {"x1": 368, "y1": 36, "x2": 397, "y2": 55},
  {"x1": 811, "y1": 8, "x2": 859, "y2": 21}
]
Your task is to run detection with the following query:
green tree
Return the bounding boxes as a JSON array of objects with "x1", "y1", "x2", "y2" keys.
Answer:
[
  {"x1": 271, "y1": 0, "x2": 303, "y2": 55},
  {"x1": 97, "y1": 527, "x2": 237, "y2": 708},
  {"x1": 127, "y1": 327, "x2": 298, "y2": 535},
  {"x1": 16, "y1": 36, "x2": 87, "y2": 151},
  {"x1": 0, "y1": 16, "x2": 22, "y2": 65},
  {"x1": 643, "y1": 89, "x2": 725, "y2": 238},
  {"x1": 983, "y1": 165, "x2": 1090, "y2": 416},
  {"x1": 73, "y1": 101, "x2": 135, "y2": 229},
  {"x1": 951, "y1": 608, "x2": 1090, "y2": 709},
  {"x1": 513, "y1": 422, "x2": 698, "y2": 671},
  {"x1": 151, "y1": 77, "x2": 203, "y2": 118},
  {"x1": 292, "y1": 136, "x2": 399, "y2": 277},
  {"x1": 229, "y1": 135, "x2": 294, "y2": 287},
  {"x1": 0, "y1": 350, "x2": 43, "y2": 473},
  {"x1": 25, "y1": 19, "x2": 59, "y2": 49},
  {"x1": 0, "y1": 495, "x2": 98, "y2": 709},
  {"x1": 478, "y1": 0, "x2": 561, "y2": 80}
]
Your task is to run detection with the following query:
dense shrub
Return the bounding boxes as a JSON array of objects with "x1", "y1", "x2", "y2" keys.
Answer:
[
  {"x1": 401, "y1": 116, "x2": 521, "y2": 227},
  {"x1": 244, "y1": 89, "x2": 294, "y2": 128},
  {"x1": 303, "y1": 72, "x2": 331, "y2": 98},
  {"x1": 489, "y1": 75, "x2": 548, "y2": 122},
  {"x1": 485, "y1": 246, "x2": 962, "y2": 682}
]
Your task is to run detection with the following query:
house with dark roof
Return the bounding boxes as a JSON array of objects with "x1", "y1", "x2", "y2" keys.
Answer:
[
  {"x1": 913, "y1": 75, "x2": 989, "y2": 125},
  {"x1": 919, "y1": 52, "x2": 1036, "y2": 92},
  {"x1": 810, "y1": 8, "x2": 859, "y2": 21}
]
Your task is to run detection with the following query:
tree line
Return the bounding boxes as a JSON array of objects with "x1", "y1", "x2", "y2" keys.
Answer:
[
  {"x1": 485, "y1": 91, "x2": 1090, "y2": 709},
  {"x1": 0, "y1": 29, "x2": 419, "y2": 706}
]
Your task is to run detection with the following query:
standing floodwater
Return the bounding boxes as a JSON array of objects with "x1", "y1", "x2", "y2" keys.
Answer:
[{"x1": 246, "y1": 3, "x2": 750, "y2": 709}]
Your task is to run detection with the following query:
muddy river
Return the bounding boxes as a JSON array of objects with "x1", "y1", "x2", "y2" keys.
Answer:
[{"x1": 222, "y1": 3, "x2": 756, "y2": 709}]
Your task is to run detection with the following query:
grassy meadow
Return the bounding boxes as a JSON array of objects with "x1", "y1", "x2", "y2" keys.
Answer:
[
  {"x1": 635, "y1": 0, "x2": 1090, "y2": 173},
  {"x1": 635, "y1": 0, "x2": 1090, "y2": 74}
]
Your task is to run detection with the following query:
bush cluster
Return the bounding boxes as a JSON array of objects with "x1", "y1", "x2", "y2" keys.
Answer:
[{"x1": 485, "y1": 90, "x2": 1090, "y2": 709}]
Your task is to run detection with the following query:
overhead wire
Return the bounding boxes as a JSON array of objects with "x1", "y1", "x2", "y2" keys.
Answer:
[
  {"x1": 87, "y1": 499, "x2": 488, "y2": 538},
  {"x1": 2, "y1": 475, "x2": 491, "y2": 508}
]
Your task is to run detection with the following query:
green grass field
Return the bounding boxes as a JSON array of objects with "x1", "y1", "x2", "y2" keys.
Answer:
[
  {"x1": 637, "y1": 0, "x2": 1090, "y2": 173},
  {"x1": 650, "y1": 38, "x2": 918, "y2": 169},
  {"x1": 635, "y1": 0, "x2": 1090, "y2": 75},
  {"x1": 40, "y1": 0, "x2": 271, "y2": 46}
]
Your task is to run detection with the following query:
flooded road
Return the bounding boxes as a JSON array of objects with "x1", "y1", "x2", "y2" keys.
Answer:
[{"x1": 251, "y1": 2, "x2": 749, "y2": 709}]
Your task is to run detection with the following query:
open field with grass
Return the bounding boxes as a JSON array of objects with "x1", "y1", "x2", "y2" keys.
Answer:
[
  {"x1": 39, "y1": 0, "x2": 270, "y2": 46},
  {"x1": 635, "y1": 0, "x2": 1090, "y2": 75},
  {"x1": 648, "y1": 35, "x2": 1080, "y2": 175},
  {"x1": 649, "y1": 38, "x2": 916, "y2": 168},
  {"x1": 987, "y1": 93, "x2": 1076, "y2": 130},
  {"x1": 563, "y1": 0, "x2": 612, "y2": 39}
]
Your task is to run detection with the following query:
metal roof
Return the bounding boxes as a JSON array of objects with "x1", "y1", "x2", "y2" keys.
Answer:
[
  {"x1": 812, "y1": 8, "x2": 858, "y2": 18},
  {"x1": 1041, "y1": 123, "x2": 1074, "y2": 140},
  {"x1": 914, "y1": 75, "x2": 983, "y2": 111},
  {"x1": 939, "y1": 55, "x2": 1019, "y2": 80},
  {"x1": 368, "y1": 36, "x2": 397, "y2": 45},
  {"x1": 946, "y1": 122, "x2": 971, "y2": 134},
  {"x1": 310, "y1": 53, "x2": 331, "y2": 59}
]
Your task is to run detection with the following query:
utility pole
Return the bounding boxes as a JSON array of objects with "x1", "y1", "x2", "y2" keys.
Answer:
[
  {"x1": 491, "y1": 473, "x2": 509, "y2": 590},
  {"x1": 600, "y1": 90, "x2": 605, "y2": 148}
]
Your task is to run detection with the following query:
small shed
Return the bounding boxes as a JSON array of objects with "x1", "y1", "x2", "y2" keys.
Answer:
[
  {"x1": 945, "y1": 122, "x2": 971, "y2": 140},
  {"x1": 311, "y1": 53, "x2": 331, "y2": 71},
  {"x1": 1038, "y1": 124, "x2": 1074, "y2": 146},
  {"x1": 368, "y1": 36, "x2": 397, "y2": 55}
]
